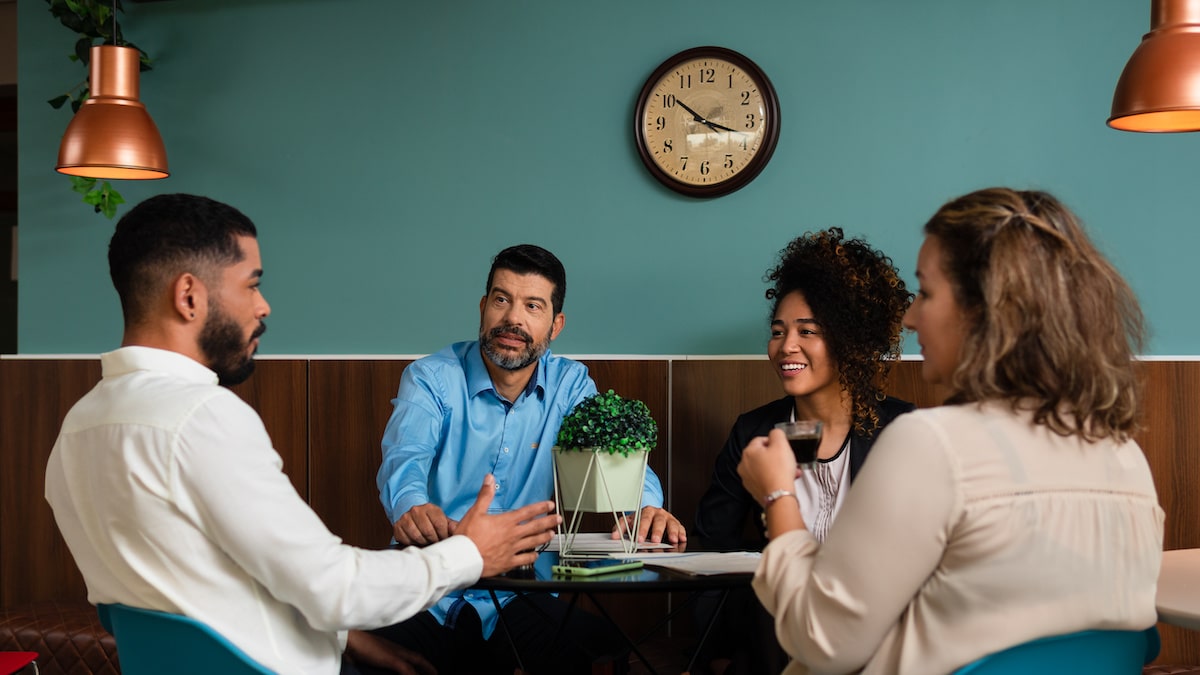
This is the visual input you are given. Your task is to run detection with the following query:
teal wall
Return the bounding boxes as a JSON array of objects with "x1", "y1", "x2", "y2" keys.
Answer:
[{"x1": 16, "y1": 0, "x2": 1200, "y2": 355}]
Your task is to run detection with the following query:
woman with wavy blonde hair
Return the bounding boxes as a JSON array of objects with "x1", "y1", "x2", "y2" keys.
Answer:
[{"x1": 738, "y1": 188, "x2": 1163, "y2": 675}]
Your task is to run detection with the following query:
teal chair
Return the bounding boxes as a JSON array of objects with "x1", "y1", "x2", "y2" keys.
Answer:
[
  {"x1": 97, "y1": 603, "x2": 274, "y2": 675},
  {"x1": 953, "y1": 627, "x2": 1160, "y2": 674}
]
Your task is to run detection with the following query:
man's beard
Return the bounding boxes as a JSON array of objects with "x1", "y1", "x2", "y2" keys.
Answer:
[
  {"x1": 480, "y1": 323, "x2": 552, "y2": 371},
  {"x1": 199, "y1": 301, "x2": 266, "y2": 387}
]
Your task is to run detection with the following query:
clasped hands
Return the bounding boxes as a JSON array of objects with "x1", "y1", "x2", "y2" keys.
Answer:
[{"x1": 394, "y1": 486, "x2": 686, "y2": 552}]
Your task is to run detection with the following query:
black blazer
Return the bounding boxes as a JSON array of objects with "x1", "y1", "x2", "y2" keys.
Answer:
[{"x1": 693, "y1": 395, "x2": 915, "y2": 550}]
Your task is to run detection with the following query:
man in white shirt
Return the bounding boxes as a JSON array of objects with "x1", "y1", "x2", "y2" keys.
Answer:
[{"x1": 44, "y1": 193, "x2": 559, "y2": 675}]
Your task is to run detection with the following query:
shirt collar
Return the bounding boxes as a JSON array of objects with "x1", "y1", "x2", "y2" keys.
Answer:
[
  {"x1": 465, "y1": 340, "x2": 547, "y2": 401},
  {"x1": 101, "y1": 346, "x2": 220, "y2": 385}
]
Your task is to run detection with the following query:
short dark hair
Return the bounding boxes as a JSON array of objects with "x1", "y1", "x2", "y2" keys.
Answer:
[
  {"x1": 485, "y1": 244, "x2": 567, "y2": 315},
  {"x1": 108, "y1": 194, "x2": 257, "y2": 325}
]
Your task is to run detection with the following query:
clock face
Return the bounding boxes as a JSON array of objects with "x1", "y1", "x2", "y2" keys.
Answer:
[{"x1": 635, "y1": 47, "x2": 780, "y2": 198}]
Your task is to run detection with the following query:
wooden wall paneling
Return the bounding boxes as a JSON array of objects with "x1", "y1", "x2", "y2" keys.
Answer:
[
  {"x1": 670, "y1": 359, "x2": 780, "y2": 536},
  {"x1": 580, "y1": 360, "x2": 670, "y2": 510},
  {"x1": 229, "y1": 360, "x2": 309, "y2": 500},
  {"x1": 308, "y1": 360, "x2": 411, "y2": 550},
  {"x1": 1138, "y1": 362, "x2": 1200, "y2": 551},
  {"x1": 1137, "y1": 361, "x2": 1200, "y2": 666},
  {"x1": 882, "y1": 360, "x2": 948, "y2": 409},
  {"x1": 0, "y1": 359, "x2": 100, "y2": 607}
]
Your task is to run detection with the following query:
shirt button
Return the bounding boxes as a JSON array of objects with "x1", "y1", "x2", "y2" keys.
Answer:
[
  {"x1": 503, "y1": 447, "x2": 510, "y2": 454},
  {"x1": 495, "y1": 482, "x2": 502, "y2": 492}
]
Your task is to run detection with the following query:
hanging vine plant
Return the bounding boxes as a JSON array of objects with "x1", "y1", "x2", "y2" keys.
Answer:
[{"x1": 45, "y1": 0, "x2": 154, "y2": 219}]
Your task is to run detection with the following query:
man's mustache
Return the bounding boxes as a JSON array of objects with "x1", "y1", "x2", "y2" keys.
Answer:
[
  {"x1": 487, "y1": 325, "x2": 530, "y2": 343},
  {"x1": 252, "y1": 322, "x2": 267, "y2": 340}
]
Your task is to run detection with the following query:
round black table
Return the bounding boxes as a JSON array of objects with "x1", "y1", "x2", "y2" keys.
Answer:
[{"x1": 471, "y1": 551, "x2": 753, "y2": 674}]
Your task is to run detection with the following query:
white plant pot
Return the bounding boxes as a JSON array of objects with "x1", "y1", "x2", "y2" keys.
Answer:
[{"x1": 553, "y1": 447, "x2": 649, "y2": 513}]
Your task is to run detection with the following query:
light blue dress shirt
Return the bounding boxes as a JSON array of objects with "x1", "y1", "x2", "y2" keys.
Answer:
[{"x1": 377, "y1": 340, "x2": 665, "y2": 637}]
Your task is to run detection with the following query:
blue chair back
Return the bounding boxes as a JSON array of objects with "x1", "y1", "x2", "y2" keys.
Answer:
[
  {"x1": 953, "y1": 627, "x2": 1160, "y2": 674},
  {"x1": 96, "y1": 603, "x2": 274, "y2": 675}
]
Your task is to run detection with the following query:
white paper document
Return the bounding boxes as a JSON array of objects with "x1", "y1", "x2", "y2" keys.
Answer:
[
  {"x1": 544, "y1": 532, "x2": 674, "y2": 553},
  {"x1": 630, "y1": 551, "x2": 762, "y2": 576}
]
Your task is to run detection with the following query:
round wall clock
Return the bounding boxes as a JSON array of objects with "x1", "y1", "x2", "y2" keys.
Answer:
[{"x1": 635, "y1": 46, "x2": 781, "y2": 198}]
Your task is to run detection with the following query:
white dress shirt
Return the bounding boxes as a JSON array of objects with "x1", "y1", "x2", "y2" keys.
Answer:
[{"x1": 46, "y1": 346, "x2": 483, "y2": 675}]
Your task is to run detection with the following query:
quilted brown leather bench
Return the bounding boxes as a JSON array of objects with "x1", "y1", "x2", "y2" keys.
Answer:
[{"x1": 0, "y1": 601, "x2": 118, "y2": 675}]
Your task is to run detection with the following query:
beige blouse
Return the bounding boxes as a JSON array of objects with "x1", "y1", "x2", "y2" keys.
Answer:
[{"x1": 753, "y1": 402, "x2": 1164, "y2": 675}]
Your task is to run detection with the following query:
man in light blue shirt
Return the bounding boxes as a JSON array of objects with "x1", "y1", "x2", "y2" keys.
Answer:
[{"x1": 373, "y1": 244, "x2": 685, "y2": 674}]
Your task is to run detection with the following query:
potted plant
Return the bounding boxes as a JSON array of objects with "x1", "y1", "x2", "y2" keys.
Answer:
[{"x1": 553, "y1": 390, "x2": 656, "y2": 554}]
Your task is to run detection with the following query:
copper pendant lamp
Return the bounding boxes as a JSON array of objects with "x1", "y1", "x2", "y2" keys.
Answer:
[
  {"x1": 1109, "y1": 0, "x2": 1200, "y2": 132},
  {"x1": 55, "y1": 44, "x2": 169, "y2": 179}
]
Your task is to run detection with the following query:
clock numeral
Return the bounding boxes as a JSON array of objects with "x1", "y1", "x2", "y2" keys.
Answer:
[
  {"x1": 663, "y1": 139, "x2": 673, "y2": 153},
  {"x1": 679, "y1": 74, "x2": 692, "y2": 89},
  {"x1": 741, "y1": 91, "x2": 751, "y2": 105},
  {"x1": 724, "y1": 154, "x2": 734, "y2": 169},
  {"x1": 700, "y1": 68, "x2": 715, "y2": 83},
  {"x1": 738, "y1": 135, "x2": 748, "y2": 151},
  {"x1": 680, "y1": 156, "x2": 689, "y2": 170},
  {"x1": 661, "y1": 93, "x2": 676, "y2": 108},
  {"x1": 745, "y1": 113, "x2": 757, "y2": 130},
  {"x1": 728, "y1": 73, "x2": 734, "y2": 88},
  {"x1": 699, "y1": 160, "x2": 710, "y2": 175},
  {"x1": 655, "y1": 116, "x2": 667, "y2": 131}
]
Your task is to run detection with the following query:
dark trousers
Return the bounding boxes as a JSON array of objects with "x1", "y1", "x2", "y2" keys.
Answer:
[{"x1": 371, "y1": 593, "x2": 628, "y2": 675}]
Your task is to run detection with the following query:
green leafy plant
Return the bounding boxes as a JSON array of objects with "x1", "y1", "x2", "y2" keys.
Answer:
[
  {"x1": 69, "y1": 176, "x2": 125, "y2": 218},
  {"x1": 556, "y1": 390, "x2": 657, "y2": 457},
  {"x1": 45, "y1": 0, "x2": 154, "y2": 219}
]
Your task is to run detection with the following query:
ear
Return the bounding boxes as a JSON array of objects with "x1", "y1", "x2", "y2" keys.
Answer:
[
  {"x1": 172, "y1": 273, "x2": 207, "y2": 322},
  {"x1": 479, "y1": 295, "x2": 487, "y2": 315},
  {"x1": 549, "y1": 312, "x2": 565, "y2": 341}
]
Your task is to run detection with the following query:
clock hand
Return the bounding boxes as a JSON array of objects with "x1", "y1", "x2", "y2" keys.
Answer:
[
  {"x1": 675, "y1": 99, "x2": 708, "y2": 123},
  {"x1": 705, "y1": 120, "x2": 743, "y2": 134},
  {"x1": 677, "y1": 99, "x2": 745, "y2": 135}
]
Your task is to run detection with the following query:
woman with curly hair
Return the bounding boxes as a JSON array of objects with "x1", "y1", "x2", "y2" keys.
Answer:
[
  {"x1": 739, "y1": 188, "x2": 1162, "y2": 674},
  {"x1": 695, "y1": 227, "x2": 914, "y2": 548},
  {"x1": 692, "y1": 227, "x2": 913, "y2": 675}
]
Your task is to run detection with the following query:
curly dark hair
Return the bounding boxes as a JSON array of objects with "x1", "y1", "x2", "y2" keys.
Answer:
[{"x1": 765, "y1": 227, "x2": 911, "y2": 436}]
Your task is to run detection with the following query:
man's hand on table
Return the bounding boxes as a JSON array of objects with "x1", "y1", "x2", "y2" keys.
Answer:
[
  {"x1": 456, "y1": 474, "x2": 560, "y2": 577},
  {"x1": 611, "y1": 506, "x2": 688, "y2": 545},
  {"x1": 392, "y1": 503, "x2": 458, "y2": 546},
  {"x1": 345, "y1": 629, "x2": 436, "y2": 675}
]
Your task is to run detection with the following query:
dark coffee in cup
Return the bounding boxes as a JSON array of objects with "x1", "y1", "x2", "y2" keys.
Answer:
[
  {"x1": 774, "y1": 420, "x2": 823, "y2": 467},
  {"x1": 787, "y1": 435, "x2": 819, "y2": 465}
]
